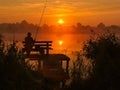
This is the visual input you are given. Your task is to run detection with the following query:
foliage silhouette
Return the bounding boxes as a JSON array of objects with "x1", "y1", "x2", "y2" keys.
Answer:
[
  {"x1": 69, "y1": 32, "x2": 120, "y2": 90},
  {"x1": 83, "y1": 32, "x2": 120, "y2": 90},
  {"x1": 0, "y1": 40, "x2": 44, "y2": 90},
  {"x1": 69, "y1": 52, "x2": 92, "y2": 90}
]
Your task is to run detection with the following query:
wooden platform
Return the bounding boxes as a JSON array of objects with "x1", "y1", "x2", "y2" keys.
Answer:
[
  {"x1": 25, "y1": 54, "x2": 70, "y2": 61},
  {"x1": 23, "y1": 41, "x2": 70, "y2": 82},
  {"x1": 42, "y1": 68, "x2": 69, "y2": 81},
  {"x1": 25, "y1": 54, "x2": 70, "y2": 81}
]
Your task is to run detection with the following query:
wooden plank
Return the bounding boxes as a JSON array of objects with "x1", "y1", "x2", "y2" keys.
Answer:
[
  {"x1": 34, "y1": 41, "x2": 52, "y2": 43},
  {"x1": 42, "y1": 68, "x2": 69, "y2": 81},
  {"x1": 22, "y1": 47, "x2": 53, "y2": 50},
  {"x1": 24, "y1": 54, "x2": 70, "y2": 61},
  {"x1": 34, "y1": 44, "x2": 52, "y2": 46},
  {"x1": 23, "y1": 41, "x2": 52, "y2": 43}
]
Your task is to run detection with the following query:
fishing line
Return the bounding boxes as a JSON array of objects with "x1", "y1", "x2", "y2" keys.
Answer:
[{"x1": 34, "y1": 0, "x2": 47, "y2": 41}]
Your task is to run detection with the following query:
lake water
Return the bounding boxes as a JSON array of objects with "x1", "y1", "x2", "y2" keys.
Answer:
[
  {"x1": 2, "y1": 32, "x2": 120, "y2": 69},
  {"x1": 2, "y1": 32, "x2": 91, "y2": 68},
  {"x1": 3, "y1": 33, "x2": 90, "y2": 50}
]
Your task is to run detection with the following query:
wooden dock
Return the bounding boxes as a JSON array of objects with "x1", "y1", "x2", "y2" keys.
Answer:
[{"x1": 23, "y1": 41, "x2": 70, "y2": 82}]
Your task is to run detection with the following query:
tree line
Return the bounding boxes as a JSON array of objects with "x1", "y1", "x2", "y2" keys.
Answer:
[{"x1": 0, "y1": 20, "x2": 120, "y2": 34}]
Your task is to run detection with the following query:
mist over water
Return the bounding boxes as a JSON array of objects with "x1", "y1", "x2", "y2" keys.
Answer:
[
  {"x1": 2, "y1": 33, "x2": 90, "y2": 50},
  {"x1": 2, "y1": 29, "x2": 120, "y2": 68},
  {"x1": 2, "y1": 32, "x2": 90, "y2": 67}
]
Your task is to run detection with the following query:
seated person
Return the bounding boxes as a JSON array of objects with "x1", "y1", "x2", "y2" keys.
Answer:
[{"x1": 24, "y1": 32, "x2": 34, "y2": 56}]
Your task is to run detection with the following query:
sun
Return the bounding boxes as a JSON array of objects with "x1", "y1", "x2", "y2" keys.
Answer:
[
  {"x1": 58, "y1": 19, "x2": 64, "y2": 24},
  {"x1": 59, "y1": 40, "x2": 63, "y2": 45}
]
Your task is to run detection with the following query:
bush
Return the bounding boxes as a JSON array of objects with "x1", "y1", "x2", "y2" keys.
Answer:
[
  {"x1": 69, "y1": 33, "x2": 120, "y2": 90},
  {"x1": 83, "y1": 33, "x2": 120, "y2": 90},
  {"x1": 0, "y1": 41, "x2": 44, "y2": 90}
]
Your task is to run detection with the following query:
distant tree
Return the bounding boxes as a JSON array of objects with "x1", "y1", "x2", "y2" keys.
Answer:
[
  {"x1": 42, "y1": 24, "x2": 49, "y2": 30},
  {"x1": 97, "y1": 22, "x2": 106, "y2": 29},
  {"x1": 76, "y1": 22, "x2": 82, "y2": 30},
  {"x1": 108, "y1": 25, "x2": 120, "y2": 32},
  {"x1": 21, "y1": 20, "x2": 28, "y2": 26}
]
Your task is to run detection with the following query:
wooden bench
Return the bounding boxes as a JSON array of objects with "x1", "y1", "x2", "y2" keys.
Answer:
[{"x1": 23, "y1": 41, "x2": 53, "y2": 55}]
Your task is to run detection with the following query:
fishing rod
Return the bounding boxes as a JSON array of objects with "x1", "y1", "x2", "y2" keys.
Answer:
[{"x1": 34, "y1": 0, "x2": 47, "y2": 41}]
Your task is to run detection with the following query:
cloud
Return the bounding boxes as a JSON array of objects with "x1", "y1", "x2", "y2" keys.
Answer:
[
  {"x1": 0, "y1": 0, "x2": 120, "y2": 24},
  {"x1": 0, "y1": 0, "x2": 46, "y2": 14},
  {"x1": 0, "y1": 0, "x2": 44, "y2": 6}
]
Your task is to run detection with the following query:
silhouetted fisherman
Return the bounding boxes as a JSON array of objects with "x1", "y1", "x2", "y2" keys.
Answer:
[{"x1": 24, "y1": 32, "x2": 34, "y2": 56}]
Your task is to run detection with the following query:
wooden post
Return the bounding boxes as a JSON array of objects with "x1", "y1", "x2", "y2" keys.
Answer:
[
  {"x1": 66, "y1": 60, "x2": 69, "y2": 74},
  {"x1": 38, "y1": 60, "x2": 41, "y2": 70},
  {"x1": 46, "y1": 42, "x2": 49, "y2": 55}
]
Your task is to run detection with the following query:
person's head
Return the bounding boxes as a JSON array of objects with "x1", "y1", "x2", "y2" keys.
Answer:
[{"x1": 27, "y1": 32, "x2": 31, "y2": 37}]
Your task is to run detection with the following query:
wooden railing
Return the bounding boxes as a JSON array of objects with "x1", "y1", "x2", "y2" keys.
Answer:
[{"x1": 23, "y1": 41, "x2": 53, "y2": 55}]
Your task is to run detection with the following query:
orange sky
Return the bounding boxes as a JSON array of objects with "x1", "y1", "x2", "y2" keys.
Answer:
[{"x1": 0, "y1": 0, "x2": 120, "y2": 26}]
